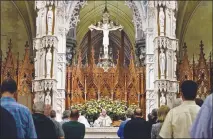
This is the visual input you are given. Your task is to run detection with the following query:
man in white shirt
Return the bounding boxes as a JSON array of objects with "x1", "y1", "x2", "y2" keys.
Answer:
[{"x1": 159, "y1": 80, "x2": 200, "y2": 138}]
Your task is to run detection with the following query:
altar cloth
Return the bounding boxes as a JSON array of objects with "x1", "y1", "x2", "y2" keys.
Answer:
[{"x1": 85, "y1": 127, "x2": 119, "y2": 139}]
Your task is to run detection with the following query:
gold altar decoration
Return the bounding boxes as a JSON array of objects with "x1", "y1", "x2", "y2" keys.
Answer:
[
  {"x1": 65, "y1": 48, "x2": 146, "y2": 115},
  {"x1": 178, "y1": 41, "x2": 211, "y2": 99},
  {"x1": 0, "y1": 39, "x2": 34, "y2": 109}
]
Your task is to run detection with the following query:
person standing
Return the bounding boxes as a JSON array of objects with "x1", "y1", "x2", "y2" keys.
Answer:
[
  {"x1": 195, "y1": 98, "x2": 204, "y2": 107},
  {"x1": 117, "y1": 109, "x2": 134, "y2": 139},
  {"x1": 50, "y1": 110, "x2": 64, "y2": 139},
  {"x1": 147, "y1": 108, "x2": 158, "y2": 138},
  {"x1": 151, "y1": 105, "x2": 170, "y2": 139},
  {"x1": 0, "y1": 106, "x2": 17, "y2": 139},
  {"x1": 159, "y1": 80, "x2": 200, "y2": 138},
  {"x1": 0, "y1": 78, "x2": 37, "y2": 139},
  {"x1": 60, "y1": 110, "x2": 71, "y2": 126},
  {"x1": 124, "y1": 108, "x2": 149, "y2": 139},
  {"x1": 190, "y1": 93, "x2": 212, "y2": 139},
  {"x1": 32, "y1": 101, "x2": 57, "y2": 139},
  {"x1": 63, "y1": 108, "x2": 85, "y2": 139}
]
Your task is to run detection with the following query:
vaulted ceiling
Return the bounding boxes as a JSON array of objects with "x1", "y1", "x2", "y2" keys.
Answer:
[
  {"x1": 76, "y1": 1, "x2": 134, "y2": 46},
  {"x1": 177, "y1": 1, "x2": 212, "y2": 61},
  {"x1": 1, "y1": 1, "x2": 35, "y2": 59}
]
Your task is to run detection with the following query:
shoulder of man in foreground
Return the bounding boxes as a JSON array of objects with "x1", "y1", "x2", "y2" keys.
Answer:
[
  {"x1": 79, "y1": 122, "x2": 86, "y2": 128},
  {"x1": 190, "y1": 94, "x2": 213, "y2": 139}
]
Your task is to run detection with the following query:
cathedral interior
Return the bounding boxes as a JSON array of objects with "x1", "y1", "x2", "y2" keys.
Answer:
[{"x1": 0, "y1": 1, "x2": 212, "y2": 119}]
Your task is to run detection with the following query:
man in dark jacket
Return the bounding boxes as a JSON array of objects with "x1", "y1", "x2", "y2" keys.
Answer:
[
  {"x1": 0, "y1": 106, "x2": 17, "y2": 139},
  {"x1": 50, "y1": 110, "x2": 64, "y2": 139},
  {"x1": 32, "y1": 101, "x2": 57, "y2": 139},
  {"x1": 124, "y1": 108, "x2": 149, "y2": 139},
  {"x1": 147, "y1": 109, "x2": 158, "y2": 138},
  {"x1": 63, "y1": 108, "x2": 85, "y2": 139}
]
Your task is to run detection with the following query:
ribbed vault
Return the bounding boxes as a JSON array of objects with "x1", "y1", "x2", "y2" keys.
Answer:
[{"x1": 76, "y1": 1, "x2": 135, "y2": 46}]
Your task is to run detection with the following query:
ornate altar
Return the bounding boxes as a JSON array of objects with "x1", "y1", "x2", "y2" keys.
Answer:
[
  {"x1": 65, "y1": 47, "x2": 146, "y2": 113},
  {"x1": 178, "y1": 41, "x2": 212, "y2": 99},
  {"x1": 0, "y1": 39, "x2": 34, "y2": 110}
]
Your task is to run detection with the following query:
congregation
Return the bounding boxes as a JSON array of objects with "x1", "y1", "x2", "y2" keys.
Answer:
[{"x1": 0, "y1": 78, "x2": 212, "y2": 139}]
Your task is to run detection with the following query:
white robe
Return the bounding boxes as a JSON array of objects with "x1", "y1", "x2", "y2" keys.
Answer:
[
  {"x1": 78, "y1": 116, "x2": 90, "y2": 128},
  {"x1": 94, "y1": 115, "x2": 112, "y2": 127}
]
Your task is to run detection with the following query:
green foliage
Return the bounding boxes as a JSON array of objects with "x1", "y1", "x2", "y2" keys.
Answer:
[{"x1": 71, "y1": 98, "x2": 138, "y2": 122}]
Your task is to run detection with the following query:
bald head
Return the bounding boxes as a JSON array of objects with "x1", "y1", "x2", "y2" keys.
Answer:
[
  {"x1": 134, "y1": 108, "x2": 142, "y2": 117},
  {"x1": 70, "y1": 108, "x2": 79, "y2": 120}
]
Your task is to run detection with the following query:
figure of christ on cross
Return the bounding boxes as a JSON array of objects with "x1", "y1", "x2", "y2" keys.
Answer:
[{"x1": 89, "y1": 21, "x2": 123, "y2": 59}]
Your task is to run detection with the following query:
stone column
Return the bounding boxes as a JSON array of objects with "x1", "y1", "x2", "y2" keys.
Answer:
[
  {"x1": 145, "y1": 2, "x2": 158, "y2": 116},
  {"x1": 153, "y1": 1, "x2": 179, "y2": 109},
  {"x1": 33, "y1": 1, "x2": 67, "y2": 121}
]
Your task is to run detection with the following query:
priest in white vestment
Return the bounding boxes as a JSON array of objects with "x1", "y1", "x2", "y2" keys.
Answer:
[{"x1": 94, "y1": 109, "x2": 112, "y2": 127}]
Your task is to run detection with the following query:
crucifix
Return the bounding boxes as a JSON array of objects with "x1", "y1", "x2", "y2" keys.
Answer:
[{"x1": 88, "y1": 6, "x2": 123, "y2": 59}]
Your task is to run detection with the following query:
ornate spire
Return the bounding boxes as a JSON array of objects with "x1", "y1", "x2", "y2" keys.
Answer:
[
  {"x1": 192, "y1": 54, "x2": 195, "y2": 80},
  {"x1": 197, "y1": 40, "x2": 207, "y2": 68},
  {"x1": 25, "y1": 41, "x2": 29, "y2": 48},
  {"x1": 8, "y1": 39, "x2": 12, "y2": 51},
  {"x1": 199, "y1": 40, "x2": 205, "y2": 56}
]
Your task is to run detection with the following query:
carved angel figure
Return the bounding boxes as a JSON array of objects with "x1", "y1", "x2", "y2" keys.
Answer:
[
  {"x1": 45, "y1": 91, "x2": 51, "y2": 105},
  {"x1": 159, "y1": 49, "x2": 166, "y2": 78},
  {"x1": 46, "y1": 48, "x2": 52, "y2": 78},
  {"x1": 47, "y1": 6, "x2": 53, "y2": 35},
  {"x1": 159, "y1": 7, "x2": 165, "y2": 36}
]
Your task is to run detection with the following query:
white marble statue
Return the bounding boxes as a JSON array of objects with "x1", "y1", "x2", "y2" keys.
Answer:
[
  {"x1": 46, "y1": 48, "x2": 52, "y2": 78},
  {"x1": 94, "y1": 109, "x2": 112, "y2": 127},
  {"x1": 159, "y1": 49, "x2": 166, "y2": 78},
  {"x1": 47, "y1": 6, "x2": 53, "y2": 35},
  {"x1": 174, "y1": 53, "x2": 177, "y2": 78},
  {"x1": 88, "y1": 11, "x2": 123, "y2": 59},
  {"x1": 165, "y1": 8, "x2": 171, "y2": 37},
  {"x1": 159, "y1": 7, "x2": 165, "y2": 36},
  {"x1": 45, "y1": 91, "x2": 51, "y2": 105},
  {"x1": 39, "y1": 51, "x2": 45, "y2": 77},
  {"x1": 160, "y1": 93, "x2": 166, "y2": 106},
  {"x1": 172, "y1": 14, "x2": 176, "y2": 37},
  {"x1": 36, "y1": 16, "x2": 39, "y2": 36}
]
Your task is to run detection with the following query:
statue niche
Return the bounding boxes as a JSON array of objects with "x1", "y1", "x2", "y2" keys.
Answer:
[
  {"x1": 114, "y1": 84, "x2": 124, "y2": 101},
  {"x1": 72, "y1": 78, "x2": 84, "y2": 104},
  {"x1": 100, "y1": 82, "x2": 110, "y2": 98},
  {"x1": 127, "y1": 83, "x2": 138, "y2": 105},
  {"x1": 87, "y1": 83, "x2": 98, "y2": 100}
]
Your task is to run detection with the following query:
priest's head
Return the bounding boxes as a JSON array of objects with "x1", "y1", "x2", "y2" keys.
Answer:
[{"x1": 101, "y1": 109, "x2": 107, "y2": 117}]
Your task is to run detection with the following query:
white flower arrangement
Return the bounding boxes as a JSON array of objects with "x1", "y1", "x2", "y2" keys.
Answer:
[{"x1": 71, "y1": 97, "x2": 138, "y2": 122}]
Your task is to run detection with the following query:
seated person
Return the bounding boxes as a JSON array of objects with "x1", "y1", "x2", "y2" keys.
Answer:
[{"x1": 94, "y1": 109, "x2": 112, "y2": 127}]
